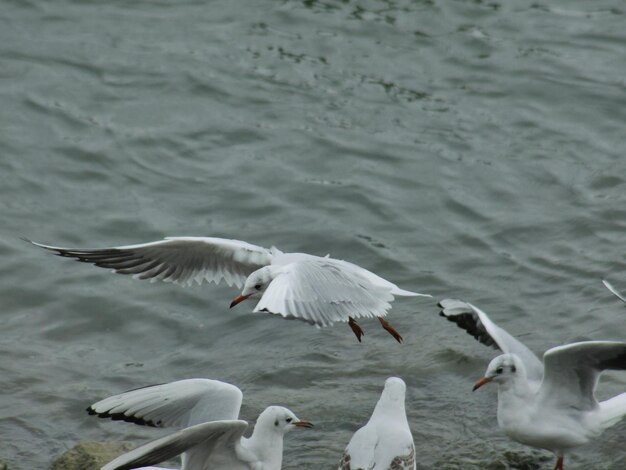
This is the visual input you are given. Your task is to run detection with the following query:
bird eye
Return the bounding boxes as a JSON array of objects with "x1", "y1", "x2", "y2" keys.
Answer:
[
  {"x1": 286, "y1": 417, "x2": 292, "y2": 423},
  {"x1": 254, "y1": 284, "x2": 262, "y2": 290},
  {"x1": 511, "y1": 365, "x2": 516, "y2": 373},
  {"x1": 496, "y1": 367, "x2": 503, "y2": 374}
]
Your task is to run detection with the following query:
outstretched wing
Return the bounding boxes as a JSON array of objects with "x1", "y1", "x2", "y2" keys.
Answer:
[
  {"x1": 538, "y1": 341, "x2": 626, "y2": 410},
  {"x1": 254, "y1": 259, "x2": 395, "y2": 327},
  {"x1": 87, "y1": 379, "x2": 243, "y2": 428},
  {"x1": 439, "y1": 299, "x2": 544, "y2": 383},
  {"x1": 102, "y1": 420, "x2": 248, "y2": 470},
  {"x1": 29, "y1": 237, "x2": 274, "y2": 288}
]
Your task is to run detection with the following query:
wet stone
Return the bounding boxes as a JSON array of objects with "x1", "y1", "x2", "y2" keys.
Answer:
[{"x1": 49, "y1": 442, "x2": 134, "y2": 470}]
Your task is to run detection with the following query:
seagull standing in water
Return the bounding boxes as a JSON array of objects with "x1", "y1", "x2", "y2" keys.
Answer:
[
  {"x1": 87, "y1": 378, "x2": 312, "y2": 470},
  {"x1": 28, "y1": 237, "x2": 430, "y2": 342},
  {"x1": 440, "y1": 299, "x2": 626, "y2": 470},
  {"x1": 338, "y1": 377, "x2": 415, "y2": 470}
]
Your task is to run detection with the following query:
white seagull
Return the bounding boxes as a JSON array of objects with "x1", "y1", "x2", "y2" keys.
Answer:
[
  {"x1": 87, "y1": 378, "x2": 312, "y2": 470},
  {"x1": 28, "y1": 237, "x2": 430, "y2": 342},
  {"x1": 338, "y1": 377, "x2": 415, "y2": 470},
  {"x1": 439, "y1": 299, "x2": 626, "y2": 470}
]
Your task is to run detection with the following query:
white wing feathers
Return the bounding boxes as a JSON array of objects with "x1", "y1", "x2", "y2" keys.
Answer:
[
  {"x1": 333, "y1": 259, "x2": 430, "y2": 298},
  {"x1": 341, "y1": 424, "x2": 415, "y2": 470},
  {"x1": 539, "y1": 341, "x2": 626, "y2": 410},
  {"x1": 87, "y1": 379, "x2": 243, "y2": 428},
  {"x1": 29, "y1": 237, "x2": 274, "y2": 288},
  {"x1": 603, "y1": 279, "x2": 626, "y2": 304},
  {"x1": 439, "y1": 299, "x2": 544, "y2": 383},
  {"x1": 341, "y1": 426, "x2": 377, "y2": 469},
  {"x1": 254, "y1": 259, "x2": 395, "y2": 327},
  {"x1": 102, "y1": 420, "x2": 248, "y2": 470}
]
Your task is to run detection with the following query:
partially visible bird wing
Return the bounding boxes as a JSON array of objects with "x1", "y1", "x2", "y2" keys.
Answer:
[
  {"x1": 439, "y1": 299, "x2": 544, "y2": 383},
  {"x1": 329, "y1": 258, "x2": 430, "y2": 298},
  {"x1": 339, "y1": 425, "x2": 377, "y2": 470},
  {"x1": 539, "y1": 341, "x2": 626, "y2": 410},
  {"x1": 29, "y1": 237, "x2": 274, "y2": 288},
  {"x1": 603, "y1": 279, "x2": 626, "y2": 304},
  {"x1": 339, "y1": 424, "x2": 415, "y2": 470},
  {"x1": 87, "y1": 379, "x2": 243, "y2": 428},
  {"x1": 389, "y1": 446, "x2": 416, "y2": 470},
  {"x1": 338, "y1": 450, "x2": 353, "y2": 470},
  {"x1": 102, "y1": 420, "x2": 248, "y2": 470},
  {"x1": 254, "y1": 259, "x2": 394, "y2": 327}
]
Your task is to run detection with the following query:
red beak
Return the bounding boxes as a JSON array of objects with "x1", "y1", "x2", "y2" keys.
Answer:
[
  {"x1": 230, "y1": 293, "x2": 252, "y2": 309},
  {"x1": 472, "y1": 376, "x2": 493, "y2": 392},
  {"x1": 294, "y1": 420, "x2": 314, "y2": 428}
]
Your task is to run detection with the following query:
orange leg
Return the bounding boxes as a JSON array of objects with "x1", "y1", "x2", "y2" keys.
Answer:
[
  {"x1": 378, "y1": 317, "x2": 403, "y2": 343},
  {"x1": 554, "y1": 455, "x2": 564, "y2": 470},
  {"x1": 348, "y1": 317, "x2": 364, "y2": 342}
]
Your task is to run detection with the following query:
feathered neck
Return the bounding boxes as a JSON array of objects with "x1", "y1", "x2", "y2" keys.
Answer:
[
  {"x1": 370, "y1": 390, "x2": 408, "y2": 426},
  {"x1": 244, "y1": 420, "x2": 285, "y2": 470}
]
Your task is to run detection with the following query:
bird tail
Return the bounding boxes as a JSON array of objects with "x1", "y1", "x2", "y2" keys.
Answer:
[
  {"x1": 600, "y1": 392, "x2": 626, "y2": 428},
  {"x1": 392, "y1": 288, "x2": 432, "y2": 298}
]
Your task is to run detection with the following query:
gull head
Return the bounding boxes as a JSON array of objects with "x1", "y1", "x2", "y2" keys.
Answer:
[
  {"x1": 256, "y1": 406, "x2": 313, "y2": 435},
  {"x1": 473, "y1": 354, "x2": 523, "y2": 391},
  {"x1": 230, "y1": 267, "x2": 274, "y2": 308},
  {"x1": 380, "y1": 376, "x2": 406, "y2": 403}
]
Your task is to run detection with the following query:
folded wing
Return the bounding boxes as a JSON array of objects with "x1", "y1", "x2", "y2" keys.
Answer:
[
  {"x1": 539, "y1": 341, "x2": 626, "y2": 410},
  {"x1": 29, "y1": 237, "x2": 274, "y2": 288},
  {"x1": 102, "y1": 420, "x2": 248, "y2": 470},
  {"x1": 254, "y1": 259, "x2": 395, "y2": 327},
  {"x1": 439, "y1": 299, "x2": 544, "y2": 383},
  {"x1": 339, "y1": 425, "x2": 377, "y2": 470},
  {"x1": 340, "y1": 425, "x2": 415, "y2": 470},
  {"x1": 87, "y1": 379, "x2": 243, "y2": 428}
]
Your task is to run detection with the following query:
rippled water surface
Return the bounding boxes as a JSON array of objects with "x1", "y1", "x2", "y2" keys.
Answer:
[{"x1": 2, "y1": 1, "x2": 626, "y2": 468}]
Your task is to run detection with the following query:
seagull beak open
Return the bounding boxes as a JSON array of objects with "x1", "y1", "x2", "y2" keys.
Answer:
[
  {"x1": 230, "y1": 294, "x2": 252, "y2": 309},
  {"x1": 473, "y1": 376, "x2": 493, "y2": 392},
  {"x1": 294, "y1": 420, "x2": 314, "y2": 428}
]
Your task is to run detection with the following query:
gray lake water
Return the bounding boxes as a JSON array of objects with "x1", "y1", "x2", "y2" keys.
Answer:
[{"x1": 2, "y1": 1, "x2": 626, "y2": 469}]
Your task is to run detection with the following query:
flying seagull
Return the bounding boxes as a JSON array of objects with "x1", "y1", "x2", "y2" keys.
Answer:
[
  {"x1": 440, "y1": 299, "x2": 626, "y2": 470},
  {"x1": 28, "y1": 237, "x2": 430, "y2": 342}
]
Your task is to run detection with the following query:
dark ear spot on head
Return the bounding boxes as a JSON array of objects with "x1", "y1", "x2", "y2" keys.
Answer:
[
  {"x1": 511, "y1": 365, "x2": 517, "y2": 372},
  {"x1": 274, "y1": 419, "x2": 279, "y2": 426}
]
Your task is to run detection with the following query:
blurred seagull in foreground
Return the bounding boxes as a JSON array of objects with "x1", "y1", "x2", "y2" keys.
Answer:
[
  {"x1": 28, "y1": 237, "x2": 430, "y2": 342},
  {"x1": 87, "y1": 378, "x2": 312, "y2": 470},
  {"x1": 440, "y1": 299, "x2": 626, "y2": 470},
  {"x1": 338, "y1": 377, "x2": 415, "y2": 470},
  {"x1": 602, "y1": 279, "x2": 626, "y2": 304}
]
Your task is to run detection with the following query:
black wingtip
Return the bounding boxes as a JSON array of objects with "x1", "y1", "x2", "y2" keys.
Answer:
[
  {"x1": 439, "y1": 304, "x2": 499, "y2": 350},
  {"x1": 86, "y1": 408, "x2": 161, "y2": 427}
]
